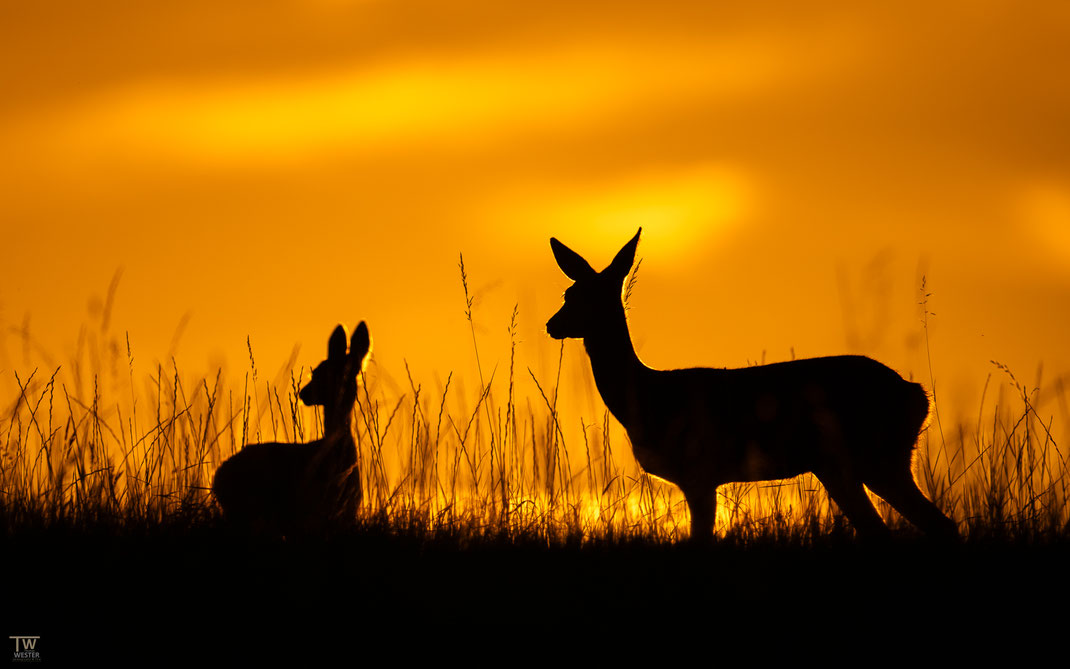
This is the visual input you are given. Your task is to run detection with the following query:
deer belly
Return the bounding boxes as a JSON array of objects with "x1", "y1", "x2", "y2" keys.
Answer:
[{"x1": 729, "y1": 438, "x2": 811, "y2": 481}]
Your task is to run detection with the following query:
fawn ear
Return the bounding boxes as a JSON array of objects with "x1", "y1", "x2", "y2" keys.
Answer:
[
  {"x1": 327, "y1": 325, "x2": 348, "y2": 361},
  {"x1": 350, "y1": 321, "x2": 371, "y2": 361},
  {"x1": 550, "y1": 237, "x2": 596, "y2": 281},
  {"x1": 606, "y1": 228, "x2": 641, "y2": 282}
]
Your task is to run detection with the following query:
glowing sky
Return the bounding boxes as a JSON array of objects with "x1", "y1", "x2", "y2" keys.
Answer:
[{"x1": 3, "y1": 1, "x2": 1069, "y2": 426}]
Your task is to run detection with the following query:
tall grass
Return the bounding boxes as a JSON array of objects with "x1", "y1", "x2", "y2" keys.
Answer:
[{"x1": 1, "y1": 271, "x2": 1067, "y2": 545}]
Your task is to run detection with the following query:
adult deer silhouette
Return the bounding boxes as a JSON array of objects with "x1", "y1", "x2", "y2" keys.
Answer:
[
  {"x1": 546, "y1": 230, "x2": 957, "y2": 541},
  {"x1": 212, "y1": 322, "x2": 369, "y2": 537}
]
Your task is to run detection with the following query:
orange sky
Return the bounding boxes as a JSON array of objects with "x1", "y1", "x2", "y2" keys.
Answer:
[{"x1": 3, "y1": 1, "x2": 1069, "y2": 429}]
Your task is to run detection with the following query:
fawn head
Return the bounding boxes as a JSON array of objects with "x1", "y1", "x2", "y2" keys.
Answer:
[
  {"x1": 299, "y1": 321, "x2": 371, "y2": 407},
  {"x1": 547, "y1": 229, "x2": 640, "y2": 340}
]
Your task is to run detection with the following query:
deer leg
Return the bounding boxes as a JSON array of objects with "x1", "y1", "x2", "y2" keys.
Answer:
[
  {"x1": 682, "y1": 484, "x2": 717, "y2": 543},
  {"x1": 865, "y1": 470, "x2": 958, "y2": 539},
  {"x1": 816, "y1": 473, "x2": 891, "y2": 540}
]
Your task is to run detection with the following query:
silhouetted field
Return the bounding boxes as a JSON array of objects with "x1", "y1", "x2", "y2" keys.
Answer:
[{"x1": 6, "y1": 517, "x2": 1069, "y2": 660}]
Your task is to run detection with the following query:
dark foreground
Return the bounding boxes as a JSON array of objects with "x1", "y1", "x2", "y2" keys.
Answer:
[{"x1": 4, "y1": 523, "x2": 1068, "y2": 662}]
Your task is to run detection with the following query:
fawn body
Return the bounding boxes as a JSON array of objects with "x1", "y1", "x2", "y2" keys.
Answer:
[
  {"x1": 212, "y1": 322, "x2": 369, "y2": 536},
  {"x1": 547, "y1": 230, "x2": 957, "y2": 540}
]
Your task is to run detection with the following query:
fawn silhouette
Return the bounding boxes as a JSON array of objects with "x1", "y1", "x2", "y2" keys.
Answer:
[
  {"x1": 212, "y1": 322, "x2": 369, "y2": 537},
  {"x1": 546, "y1": 230, "x2": 958, "y2": 541}
]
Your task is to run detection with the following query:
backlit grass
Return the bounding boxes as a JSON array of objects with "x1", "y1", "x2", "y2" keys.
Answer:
[{"x1": 1, "y1": 272, "x2": 1067, "y2": 545}]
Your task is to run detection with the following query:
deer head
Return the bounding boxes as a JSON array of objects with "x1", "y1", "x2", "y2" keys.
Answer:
[
  {"x1": 299, "y1": 322, "x2": 370, "y2": 409},
  {"x1": 546, "y1": 229, "x2": 641, "y2": 340}
]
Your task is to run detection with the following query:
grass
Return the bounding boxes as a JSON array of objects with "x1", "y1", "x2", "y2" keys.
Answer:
[
  {"x1": 2, "y1": 283, "x2": 1067, "y2": 546},
  {"x1": 2, "y1": 268, "x2": 1069, "y2": 655}
]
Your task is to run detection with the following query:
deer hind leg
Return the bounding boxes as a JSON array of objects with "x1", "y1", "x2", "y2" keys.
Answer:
[
  {"x1": 815, "y1": 472, "x2": 891, "y2": 539},
  {"x1": 864, "y1": 469, "x2": 958, "y2": 539}
]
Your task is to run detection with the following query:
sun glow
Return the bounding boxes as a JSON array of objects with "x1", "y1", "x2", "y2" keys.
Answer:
[
  {"x1": 1019, "y1": 183, "x2": 1070, "y2": 273},
  {"x1": 489, "y1": 163, "x2": 754, "y2": 260}
]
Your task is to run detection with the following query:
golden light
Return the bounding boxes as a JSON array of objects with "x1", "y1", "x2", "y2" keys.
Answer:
[
  {"x1": 483, "y1": 163, "x2": 753, "y2": 263},
  {"x1": 3, "y1": 26, "x2": 862, "y2": 172},
  {"x1": 1019, "y1": 183, "x2": 1070, "y2": 274},
  {"x1": 2, "y1": 2, "x2": 1069, "y2": 548}
]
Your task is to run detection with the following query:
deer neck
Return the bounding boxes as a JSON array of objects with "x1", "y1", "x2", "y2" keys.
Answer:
[
  {"x1": 582, "y1": 307, "x2": 647, "y2": 425},
  {"x1": 321, "y1": 390, "x2": 356, "y2": 445}
]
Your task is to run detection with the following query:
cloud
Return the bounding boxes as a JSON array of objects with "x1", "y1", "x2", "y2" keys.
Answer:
[{"x1": 2, "y1": 24, "x2": 864, "y2": 172}]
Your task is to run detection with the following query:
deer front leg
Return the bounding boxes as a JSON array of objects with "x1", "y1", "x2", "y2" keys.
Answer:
[{"x1": 682, "y1": 484, "x2": 717, "y2": 543}]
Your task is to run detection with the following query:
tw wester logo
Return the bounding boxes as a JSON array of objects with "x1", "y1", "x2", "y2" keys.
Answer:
[{"x1": 10, "y1": 636, "x2": 41, "y2": 663}]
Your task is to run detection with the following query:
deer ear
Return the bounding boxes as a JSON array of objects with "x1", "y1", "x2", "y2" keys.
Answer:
[
  {"x1": 350, "y1": 321, "x2": 371, "y2": 361},
  {"x1": 327, "y1": 325, "x2": 348, "y2": 360},
  {"x1": 606, "y1": 228, "x2": 641, "y2": 281},
  {"x1": 550, "y1": 237, "x2": 596, "y2": 281}
]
